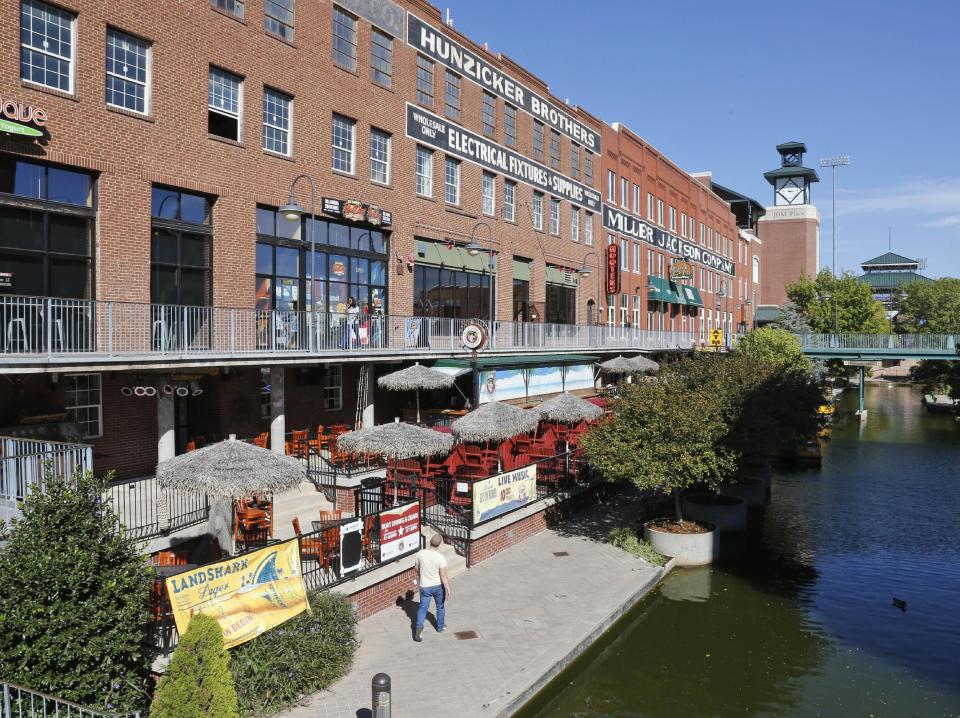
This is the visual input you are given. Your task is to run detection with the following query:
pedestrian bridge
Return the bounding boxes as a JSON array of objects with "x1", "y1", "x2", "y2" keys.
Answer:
[{"x1": 798, "y1": 334, "x2": 960, "y2": 360}]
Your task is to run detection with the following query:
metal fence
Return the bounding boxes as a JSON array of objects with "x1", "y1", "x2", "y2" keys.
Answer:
[
  {"x1": 0, "y1": 437, "x2": 93, "y2": 526},
  {"x1": 798, "y1": 333, "x2": 960, "y2": 352},
  {"x1": 107, "y1": 476, "x2": 209, "y2": 542},
  {"x1": 0, "y1": 294, "x2": 693, "y2": 359},
  {"x1": 0, "y1": 680, "x2": 140, "y2": 718}
]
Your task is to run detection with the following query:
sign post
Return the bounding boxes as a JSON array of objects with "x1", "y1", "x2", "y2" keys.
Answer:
[{"x1": 709, "y1": 328, "x2": 724, "y2": 348}]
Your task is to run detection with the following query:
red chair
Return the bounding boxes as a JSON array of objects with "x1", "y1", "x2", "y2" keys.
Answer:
[
  {"x1": 253, "y1": 432, "x2": 270, "y2": 448},
  {"x1": 292, "y1": 517, "x2": 324, "y2": 560}
]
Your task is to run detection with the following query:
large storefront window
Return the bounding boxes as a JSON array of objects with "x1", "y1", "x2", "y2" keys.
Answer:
[
  {"x1": 412, "y1": 239, "x2": 494, "y2": 321},
  {"x1": 151, "y1": 186, "x2": 212, "y2": 306},
  {"x1": 255, "y1": 206, "x2": 387, "y2": 315},
  {"x1": 0, "y1": 157, "x2": 94, "y2": 299},
  {"x1": 544, "y1": 265, "x2": 577, "y2": 325}
]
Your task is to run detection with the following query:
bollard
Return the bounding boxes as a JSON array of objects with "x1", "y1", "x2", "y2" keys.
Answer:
[{"x1": 372, "y1": 673, "x2": 391, "y2": 718}]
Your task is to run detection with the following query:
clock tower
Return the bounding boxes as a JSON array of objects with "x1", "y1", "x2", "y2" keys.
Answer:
[{"x1": 757, "y1": 141, "x2": 821, "y2": 306}]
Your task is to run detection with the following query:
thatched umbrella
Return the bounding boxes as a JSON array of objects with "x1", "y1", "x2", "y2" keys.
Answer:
[
  {"x1": 451, "y1": 401, "x2": 540, "y2": 444},
  {"x1": 598, "y1": 356, "x2": 637, "y2": 375},
  {"x1": 377, "y1": 362, "x2": 456, "y2": 423},
  {"x1": 338, "y1": 422, "x2": 453, "y2": 502},
  {"x1": 629, "y1": 355, "x2": 660, "y2": 374},
  {"x1": 534, "y1": 392, "x2": 603, "y2": 424},
  {"x1": 156, "y1": 437, "x2": 306, "y2": 500}
]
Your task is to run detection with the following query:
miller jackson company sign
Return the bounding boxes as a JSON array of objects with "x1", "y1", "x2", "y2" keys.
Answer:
[
  {"x1": 0, "y1": 96, "x2": 47, "y2": 138},
  {"x1": 602, "y1": 204, "x2": 736, "y2": 276},
  {"x1": 407, "y1": 13, "x2": 599, "y2": 152}
]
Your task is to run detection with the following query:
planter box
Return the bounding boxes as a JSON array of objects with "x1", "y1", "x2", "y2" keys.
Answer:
[
  {"x1": 682, "y1": 492, "x2": 748, "y2": 532},
  {"x1": 643, "y1": 520, "x2": 718, "y2": 566},
  {"x1": 718, "y1": 478, "x2": 766, "y2": 508}
]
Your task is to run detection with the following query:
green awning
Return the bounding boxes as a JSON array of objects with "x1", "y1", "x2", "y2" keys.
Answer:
[
  {"x1": 647, "y1": 276, "x2": 682, "y2": 304},
  {"x1": 415, "y1": 240, "x2": 493, "y2": 271},
  {"x1": 433, "y1": 353, "x2": 597, "y2": 371},
  {"x1": 546, "y1": 266, "x2": 578, "y2": 287},
  {"x1": 513, "y1": 259, "x2": 531, "y2": 282},
  {"x1": 677, "y1": 284, "x2": 703, "y2": 307}
]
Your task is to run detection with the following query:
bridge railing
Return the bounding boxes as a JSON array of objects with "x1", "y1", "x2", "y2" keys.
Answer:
[{"x1": 798, "y1": 334, "x2": 959, "y2": 352}]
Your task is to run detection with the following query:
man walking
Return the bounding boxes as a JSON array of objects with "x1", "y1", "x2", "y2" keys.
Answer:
[{"x1": 414, "y1": 534, "x2": 451, "y2": 642}]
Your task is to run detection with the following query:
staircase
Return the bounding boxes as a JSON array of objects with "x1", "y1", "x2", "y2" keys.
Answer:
[
  {"x1": 272, "y1": 481, "x2": 337, "y2": 541},
  {"x1": 421, "y1": 524, "x2": 468, "y2": 580}
]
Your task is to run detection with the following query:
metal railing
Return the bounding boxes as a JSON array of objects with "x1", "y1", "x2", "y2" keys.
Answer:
[
  {"x1": 0, "y1": 294, "x2": 693, "y2": 359},
  {"x1": 799, "y1": 333, "x2": 960, "y2": 352},
  {"x1": 107, "y1": 476, "x2": 209, "y2": 542},
  {"x1": 0, "y1": 437, "x2": 93, "y2": 526},
  {"x1": 0, "y1": 680, "x2": 140, "y2": 718}
]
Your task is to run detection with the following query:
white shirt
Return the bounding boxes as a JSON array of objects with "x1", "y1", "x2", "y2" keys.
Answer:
[{"x1": 417, "y1": 548, "x2": 447, "y2": 588}]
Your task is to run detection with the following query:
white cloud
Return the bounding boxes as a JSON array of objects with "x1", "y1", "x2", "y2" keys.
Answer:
[
  {"x1": 831, "y1": 178, "x2": 960, "y2": 217},
  {"x1": 920, "y1": 215, "x2": 960, "y2": 229}
]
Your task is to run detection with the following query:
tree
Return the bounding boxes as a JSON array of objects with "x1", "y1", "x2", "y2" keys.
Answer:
[
  {"x1": 771, "y1": 301, "x2": 814, "y2": 334},
  {"x1": 734, "y1": 327, "x2": 812, "y2": 374},
  {"x1": 786, "y1": 270, "x2": 890, "y2": 334},
  {"x1": 0, "y1": 471, "x2": 153, "y2": 713},
  {"x1": 151, "y1": 613, "x2": 240, "y2": 718},
  {"x1": 894, "y1": 278, "x2": 960, "y2": 333},
  {"x1": 581, "y1": 354, "x2": 739, "y2": 523}
]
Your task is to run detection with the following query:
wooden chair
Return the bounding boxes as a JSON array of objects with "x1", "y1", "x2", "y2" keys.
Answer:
[
  {"x1": 291, "y1": 429, "x2": 309, "y2": 459},
  {"x1": 253, "y1": 432, "x2": 270, "y2": 449},
  {"x1": 361, "y1": 513, "x2": 378, "y2": 563},
  {"x1": 234, "y1": 499, "x2": 268, "y2": 548},
  {"x1": 320, "y1": 524, "x2": 340, "y2": 574},
  {"x1": 292, "y1": 517, "x2": 324, "y2": 560},
  {"x1": 319, "y1": 509, "x2": 343, "y2": 523},
  {"x1": 185, "y1": 441, "x2": 197, "y2": 453},
  {"x1": 308, "y1": 425, "x2": 326, "y2": 455}
]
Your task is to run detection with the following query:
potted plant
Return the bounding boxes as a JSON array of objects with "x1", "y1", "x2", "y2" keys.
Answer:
[{"x1": 581, "y1": 355, "x2": 737, "y2": 565}]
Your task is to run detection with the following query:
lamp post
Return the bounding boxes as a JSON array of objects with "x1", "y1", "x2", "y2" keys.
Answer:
[
  {"x1": 819, "y1": 291, "x2": 839, "y2": 334},
  {"x1": 464, "y1": 222, "x2": 496, "y2": 327},
  {"x1": 716, "y1": 284, "x2": 727, "y2": 350},
  {"x1": 819, "y1": 155, "x2": 850, "y2": 278},
  {"x1": 279, "y1": 175, "x2": 317, "y2": 351}
]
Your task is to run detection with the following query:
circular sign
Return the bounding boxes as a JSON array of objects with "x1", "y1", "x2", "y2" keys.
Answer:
[{"x1": 461, "y1": 322, "x2": 488, "y2": 351}]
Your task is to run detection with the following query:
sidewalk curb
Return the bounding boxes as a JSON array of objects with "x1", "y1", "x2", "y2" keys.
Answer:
[{"x1": 495, "y1": 555, "x2": 677, "y2": 717}]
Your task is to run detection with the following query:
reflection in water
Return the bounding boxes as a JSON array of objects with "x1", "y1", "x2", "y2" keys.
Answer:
[{"x1": 517, "y1": 386, "x2": 960, "y2": 717}]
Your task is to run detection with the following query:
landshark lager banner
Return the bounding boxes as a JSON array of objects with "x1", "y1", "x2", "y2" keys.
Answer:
[{"x1": 165, "y1": 540, "x2": 308, "y2": 649}]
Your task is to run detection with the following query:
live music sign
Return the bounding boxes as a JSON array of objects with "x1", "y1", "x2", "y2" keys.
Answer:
[{"x1": 606, "y1": 244, "x2": 620, "y2": 295}]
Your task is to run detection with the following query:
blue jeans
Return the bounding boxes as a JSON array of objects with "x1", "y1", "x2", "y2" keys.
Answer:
[{"x1": 416, "y1": 584, "x2": 445, "y2": 630}]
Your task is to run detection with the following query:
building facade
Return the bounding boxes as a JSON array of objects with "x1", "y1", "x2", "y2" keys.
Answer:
[{"x1": 858, "y1": 251, "x2": 931, "y2": 318}]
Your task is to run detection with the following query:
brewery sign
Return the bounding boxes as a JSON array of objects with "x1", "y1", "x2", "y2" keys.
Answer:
[
  {"x1": 322, "y1": 197, "x2": 392, "y2": 226},
  {"x1": 669, "y1": 260, "x2": 693, "y2": 281},
  {"x1": 606, "y1": 243, "x2": 621, "y2": 295}
]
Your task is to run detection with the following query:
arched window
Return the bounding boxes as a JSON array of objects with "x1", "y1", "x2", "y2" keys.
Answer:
[{"x1": 752, "y1": 257, "x2": 760, "y2": 284}]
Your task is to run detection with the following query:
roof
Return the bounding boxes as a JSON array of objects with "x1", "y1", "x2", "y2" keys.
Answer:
[
  {"x1": 776, "y1": 141, "x2": 807, "y2": 153},
  {"x1": 710, "y1": 181, "x2": 766, "y2": 212},
  {"x1": 858, "y1": 271, "x2": 932, "y2": 289},
  {"x1": 763, "y1": 165, "x2": 820, "y2": 184},
  {"x1": 861, "y1": 251, "x2": 919, "y2": 268},
  {"x1": 754, "y1": 305, "x2": 781, "y2": 323}
]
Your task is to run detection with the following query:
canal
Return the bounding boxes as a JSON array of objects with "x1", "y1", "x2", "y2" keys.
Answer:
[{"x1": 517, "y1": 384, "x2": 960, "y2": 717}]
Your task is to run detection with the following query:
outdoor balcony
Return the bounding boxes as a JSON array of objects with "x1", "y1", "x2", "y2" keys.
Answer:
[{"x1": 0, "y1": 295, "x2": 694, "y2": 371}]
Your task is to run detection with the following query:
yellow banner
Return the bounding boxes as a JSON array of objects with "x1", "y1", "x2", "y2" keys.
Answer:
[{"x1": 165, "y1": 540, "x2": 308, "y2": 649}]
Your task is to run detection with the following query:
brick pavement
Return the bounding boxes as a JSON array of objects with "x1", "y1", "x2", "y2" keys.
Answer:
[{"x1": 282, "y1": 487, "x2": 666, "y2": 718}]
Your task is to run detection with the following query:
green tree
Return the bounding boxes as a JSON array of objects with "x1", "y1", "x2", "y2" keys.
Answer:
[
  {"x1": 734, "y1": 327, "x2": 812, "y2": 374},
  {"x1": 786, "y1": 270, "x2": 890, "y2": 334},
  {"x1": 894, "y1": 278, "x2": 960, "y2": 333},
  {"x1": 151, "y1": 613, "x2": 240, "y2": 718},
  {"x1": 771, "y1": 301, "x2": 814, "y2": 334},
  {"x1": 0, "y1": 471, "x2": 152, "y2": 712},
  {"x1": 581, "y1": 354, "x2": 739, "y2": 523}
]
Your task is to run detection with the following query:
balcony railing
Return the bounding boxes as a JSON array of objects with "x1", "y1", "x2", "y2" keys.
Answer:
[
  {"x1": 0, "y1": 295, "x2": 693, "y2": 360},
  {"x1": 799, "y1": 333, "x2": 960, "y2": 352}
]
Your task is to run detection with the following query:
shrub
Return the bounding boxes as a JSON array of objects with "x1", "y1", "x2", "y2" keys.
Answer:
[
  {"x1": 230, "y1": 590, "x2": 358, "y2": 717},
  {"x1": 0, "y1": 470, "x2": 153, "y2": 713},
  {"x1": 151, "y1": 613, "x2": 239, "y2": 718},
  {"x1": 608, "y1": 527, "x2": 665, "y2": 566}
]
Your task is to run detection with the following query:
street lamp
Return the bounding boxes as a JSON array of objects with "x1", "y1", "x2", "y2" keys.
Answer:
[
  {"x1": 464, "y1": 221, "x2": 495, "y2": 325},
  {"x1": 280, "y1": 174, "x2": 317, "y2": 351},
  {"x1": 819, "y1": 155, "x2": 850, "y2": 278},
  {"x1": 818, "y1": 291, "x2": 839, "y2": 333},
  {"x1": 717, "y1": 284, "x2": 727, "y2": 349},
  {"x1": 579, "y1": 251, "x2": 602, "y2": 326}
]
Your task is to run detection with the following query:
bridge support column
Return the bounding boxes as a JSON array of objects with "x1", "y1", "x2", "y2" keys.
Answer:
[{"x1": 856, "y1": 366, "x2": 868, "y2": 422}]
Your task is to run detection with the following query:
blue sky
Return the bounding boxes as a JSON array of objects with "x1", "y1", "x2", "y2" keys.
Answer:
[{"x1": 443, "y1": 0, "x2": 960, "y2": 277}]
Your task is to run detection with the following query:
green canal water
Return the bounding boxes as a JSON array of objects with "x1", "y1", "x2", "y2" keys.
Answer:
[{"x1": 517, "y1": 384, "x2": 960, "y2": 718}]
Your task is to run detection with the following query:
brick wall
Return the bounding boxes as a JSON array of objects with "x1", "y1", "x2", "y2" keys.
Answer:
[
  {"x1": 93, "y1": 374, "x2": 157, "y2": 479},
  {"x1": 347, "y1": 565, "x2": 418, "y2": 621},
  {"x1": 469, "y1": 508, "x2": 551, "y2": 565}
]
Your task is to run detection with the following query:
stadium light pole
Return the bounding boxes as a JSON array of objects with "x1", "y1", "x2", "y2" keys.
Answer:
[{"x1": 819, "y1": 155, "x2": 850, "y2": 279}]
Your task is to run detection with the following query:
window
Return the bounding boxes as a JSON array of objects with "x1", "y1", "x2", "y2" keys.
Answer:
[
  {"x1": 752, "y1": 256, "x2": 760, "y2": 284},
  {"x1": 444, "y1": 157, "x2": 460, "y2": 204},
  {"x1": 264, "y1": 0, "x2": 294, "y2": 41},
  {"x1": 262, "y1": 87, "x2": 292, "y2": 155},
  {"x1": 669, "y1": 206, "x2": 677, "y2": 231},
  {"x1": 550, "y1": 198, "x2": 560, "y2": 235},
  {"x1": 699, "y1": 223, "x2": 705, "y2": 245},
  {"x1": 550, "y1": 130, "x2": 561, "y2": 169},
  {"x1": 151, "y1": 186, "x2": 212, "y2": 308},
  {"x1": 332, "y1": 6, "x2": 357, "y2": 70},
  {"x1": 571, "y1": 208, "x2": 580, "y2": 242},
  {"x1": 331, "y1": 113, "x2": 355, "y2": 173},
  {"x1": 532, "y1": 191, "x2": 543, "y2": 230},
  {"x1": 620, "y1": 239, "x2": 628, "y2": 270},
  {"x1": 584, "y1": 212, "x2": 593, "y2": 245},
  {"x1": 607, "y1": 171, "x2": 616, "y2": 202},
  {"x1": 211, "y1": 0, "x2": 244, "y2": 19},
  {"x1": 0, "y1": 158, "x2": 94, "y2": 302},
  {"x1": 647, "y1": 193, "x2": 654, "y2": 220},
  {"x1": 482, "y1": 172, "x2": 496, "y2": 215},
  {"x1": 533, "y1": 121, "x2": 544, "y2": 162},
  {"x1": 657, "y1": 199, "x2": 664, "y2": 226},
  {"x1": 632, "y1": 184, "x2": 640, "y2": 213},
  {"x1": 416, "y1": 54, "x2": 434, "y2": 105},
  {"x1": 415, "y1": 145, "x2": 433, "y2": 197},
  {"x1": 370, "y1": 29, "x2": 393, "y2": 88},
  {"x1": 414, "y1": 242, "x2": 495, "y2": 321},
  {"x1": 106, "y1": 28, "x2": 150, "y2": 114},
  {"x1": 444, "y1": 70, "x2": 461, "y2": 120},
  {"x1": 482, "y1": 92, "x2": 496, "y2": 136},
  {"x1": 503, "y1": 180, "x2": 516, "y2": 222},
  {"x1": 584, "y1": 151, "x2": 593, "y2": 184},
  {"x1": 324, "y1": 365, "x2": 343, "y2": 410},
  {"x1": 681, "y1": 212, "x2": 687, "y2": 237},
  {"x1": 208, "y1": 66, "x2": 242, "y2": 141},
  {"x1": 513, "y1": 274, "x2": 531, "y2": 322},
  {"x1": 617, "y1": 178, "x2": 626, "y2": 208},
  {"x1": 571, "y1": 143, "x2": 580, "y2": 179},
  {"x1": 65, "y1": 374, "x2": 101, "y2": 439},
  {"x1": 370, "y1": 128, "x2": 391, "y2": 184},
  {"x1": 20, "y1": 0, "x2": 75, "y2": 93},
  {"x1": 633, "y1": 243, "x2": 640, "y2": 272},
  {"x1": 545, "y1": 278, "x2": 576, "y2": 325},
  {"x1": 504, "y1": 104, "x2": 517, "y2": 147}
]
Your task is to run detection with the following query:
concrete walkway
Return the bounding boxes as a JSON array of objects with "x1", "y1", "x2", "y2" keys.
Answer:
[{"x1": 283, "y1": 487, "x2": 665, "y2": 718}]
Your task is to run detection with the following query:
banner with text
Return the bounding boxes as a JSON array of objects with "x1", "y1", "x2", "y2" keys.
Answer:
[
  {"x1": 407, "y1": 13, "x2": 599, "y2": 152},
  {"x1": 165, "y1": 540, "x2": 308, "y2": 649},
  {"x1": 407, "y1": 104, "x2": 601, "y2": 212},
  {"x1": 379, "y1": 501, "x2": 421, "y2": 562},
  {"x1": 472, "y1": 464, "x2": 537, "y2": 524},
  {"x1": 602, "y1": 204, "x2": 736, "y2": 276}
]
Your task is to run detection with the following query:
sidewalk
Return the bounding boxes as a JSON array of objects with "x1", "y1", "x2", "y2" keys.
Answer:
[{"x1": 283, "y1": 487, "x2": 666, "y2": 718}]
